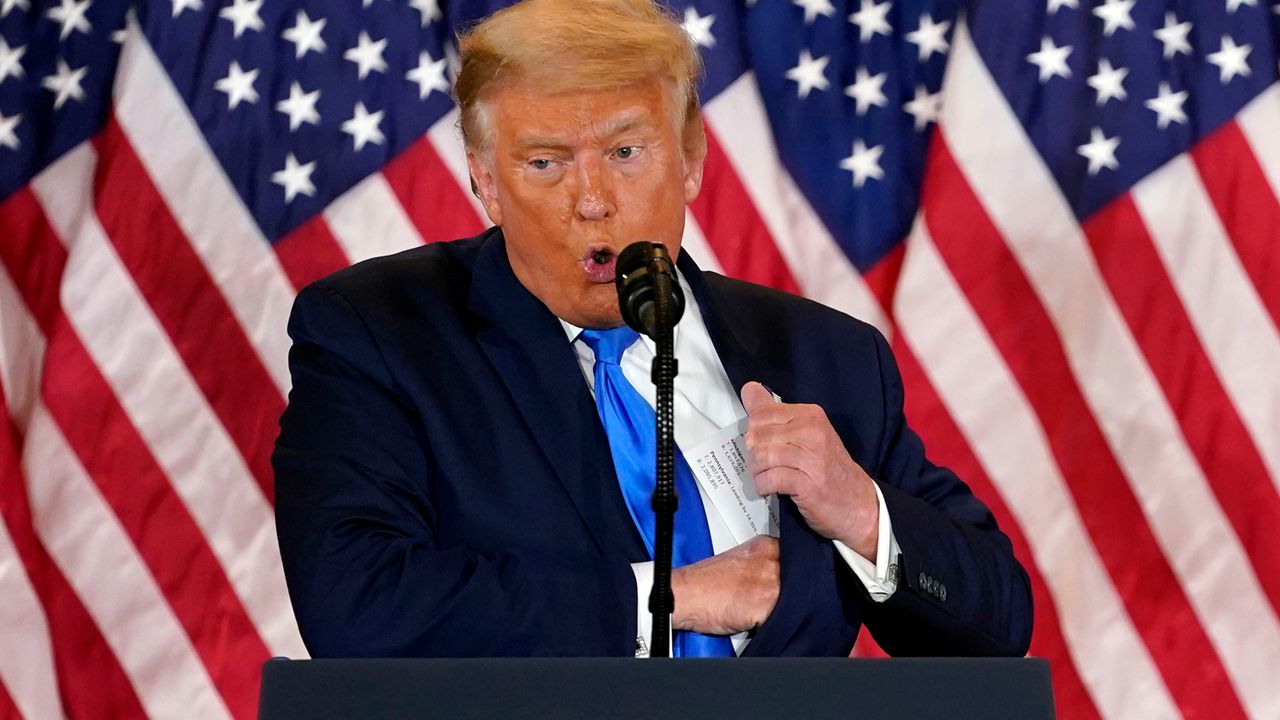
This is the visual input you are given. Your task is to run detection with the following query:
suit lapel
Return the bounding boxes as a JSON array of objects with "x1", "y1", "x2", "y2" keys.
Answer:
[{"x1": 469, "y1": 233, "x2": 648, "y2": 560}]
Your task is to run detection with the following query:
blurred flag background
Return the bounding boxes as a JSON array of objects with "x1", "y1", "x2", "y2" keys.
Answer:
[{"x1": 1, "y1": 0, "x2": 1278, "y2": 717}]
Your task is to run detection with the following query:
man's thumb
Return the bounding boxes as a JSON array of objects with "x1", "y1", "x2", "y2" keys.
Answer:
[{"x1": 740, "y1": 381, "x2": 776, "y2": 414}]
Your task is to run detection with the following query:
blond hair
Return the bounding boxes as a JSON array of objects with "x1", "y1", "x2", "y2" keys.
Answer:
[{"x1": 454, "y1": 0, "x2": 705, "y2": 158}]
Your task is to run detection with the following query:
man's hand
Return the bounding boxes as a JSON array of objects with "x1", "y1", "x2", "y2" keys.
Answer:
[
  {"x1": 671, "y1": 535, "x2": 780, "y2": 636},
  {"x1": 740, "y1": 381, "x2": 880, "y2": 560}
]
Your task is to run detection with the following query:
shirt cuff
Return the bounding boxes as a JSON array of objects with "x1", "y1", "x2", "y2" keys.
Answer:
[
  {"x1": 832, "y1": 482, "x2": 900, "y2": 603},
  {"x1": 631, "y1": 561, "x2": 655, "y2": 657}
]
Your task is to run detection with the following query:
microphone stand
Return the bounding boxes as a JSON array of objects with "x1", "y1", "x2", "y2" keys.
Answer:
[{"x1": 647, "y1": 263, "x2": 678, "y2": 659}]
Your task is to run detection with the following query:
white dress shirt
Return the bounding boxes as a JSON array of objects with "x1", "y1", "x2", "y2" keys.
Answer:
[{"x1": 560, "y1": 271, "x2": 899, "y2": 656}]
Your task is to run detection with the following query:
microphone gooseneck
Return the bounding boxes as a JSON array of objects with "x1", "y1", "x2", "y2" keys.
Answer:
[{"x1": 614, "y1": 241, "x2": 682, "y2": 658}]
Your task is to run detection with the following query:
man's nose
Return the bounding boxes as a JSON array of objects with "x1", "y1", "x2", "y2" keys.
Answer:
[{"x1": 574, "y1": 157, "x2": 615, "y2": 221}]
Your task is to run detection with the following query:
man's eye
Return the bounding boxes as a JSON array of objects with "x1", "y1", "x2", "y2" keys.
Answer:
[
  {"x1": 530, "y1": 159, "x2": 552, "y2": 170},
  {"x1": 615, "y1": 146, "x2": 640, "y2": 160}
]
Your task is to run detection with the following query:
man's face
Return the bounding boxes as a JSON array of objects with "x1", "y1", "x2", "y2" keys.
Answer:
[{"x1": 467, "y1": 79, "x2": 704, "y2": 329}]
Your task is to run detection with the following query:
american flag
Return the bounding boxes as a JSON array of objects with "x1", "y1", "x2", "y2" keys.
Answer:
[{"x1": 1, "y1": 0, "x2": 1277, "y2": 716}]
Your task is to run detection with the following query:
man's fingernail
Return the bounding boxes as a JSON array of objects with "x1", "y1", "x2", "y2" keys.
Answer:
[{"x1": 760, "y1": 383, "x2": 782, "y2": 404}]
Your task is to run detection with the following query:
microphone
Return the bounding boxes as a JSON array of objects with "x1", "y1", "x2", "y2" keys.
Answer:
[{"x1": 615, "y1": 242, "x2": 684, "y2": 338}]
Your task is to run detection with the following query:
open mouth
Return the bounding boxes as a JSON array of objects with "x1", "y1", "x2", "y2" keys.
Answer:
[{"x1": 582, "y1": 245, "x2": 617, "y2": 283}]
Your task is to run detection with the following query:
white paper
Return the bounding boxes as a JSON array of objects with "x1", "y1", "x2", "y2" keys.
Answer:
[{"x1": 687, "y1": 418, "x2": 779, "y2": 544}]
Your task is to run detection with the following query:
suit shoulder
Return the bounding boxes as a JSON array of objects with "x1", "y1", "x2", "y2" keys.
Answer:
[{"x1": 304, "y1": 230, "x2": 491, "y2": 304}]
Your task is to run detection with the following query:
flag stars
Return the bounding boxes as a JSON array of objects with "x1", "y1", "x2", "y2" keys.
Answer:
[
  {"x1": 1092, "y1": 0, "x2": 1135, "y2": 37},
  {"x1": 906, "y1": 13, "x2": 950, "y2": 62},
  {"x1": 682, "y1": 7, "x2": 716, "y2": 48},
  {"x1": 219, "y1": 0, "x2": 263, "y2": 38},
  {"x1": 793, "y1": 0, "x2": 835, "y2": 25},
  {"x1": 902, "y1": 84, "x2": 941, "y2": 131},
  {"x1": 844, "y1": 67, "x2": 887, "y2": 115},
  {"x1": 1077, "y1": 127, "x2": 1120, "y2": 175},
  {"x1": 1226, "y1": 0, "x2": 1257, "y2": 11},
  {"x1": 275, "y1": 82, "x2": 320, "y2": 131},
  {"x1": 282, "y1": 11, "x2": 327, "y2": 59},
  {"x1": 1047, "y1": 0, "x2": 1077, "y2": 13},
  {"x1": 848, "y1": 0, "x2": 892, "y2": 42},
  {"x1": 1144, "y1": 82, "x2": 1188, "y2": 129},
  {"x1": 1207, "y1": 36, "x2": 1252, "y2": 82},
  {"x1": 342, "y1": 102, "x2": 386, "y2": 151},
  {"x1": 1153, "y1": 13, "x2": 1192, "y2": 60},
  {"x1": 1087, "y1": 59, "x2": 1128, "y2": 106},
  {"x1": 0, "y1": 38, "x2": 25, "y2": 85},
  {"x1": 840, "y1": 140, "x2": 884, "y2": 188},
  {"x1": 1, "y1": 0, "x2": 30, "y2": 19},
  {"x1": 1027, "y1": 36, "x2": 1072, "y2": 83},
  {"x1": 345, "y1": 32, "x2": 388, "y2": 80},
  {"x1": 785, "y1": 50, "x2": 830, "y2": 98},
  {"x1": 46, "y1": 0, "x2": 93, "y2": 41},
  {"x1": 272, "y1": 153, "x2": 316, "y2": 203},
  {"x1": 170, "y1": 0, "x2": 202, "y2": 18},
  {"x1": 0, "y1": 110, "x2": 20, "y2": 150},
  {"x1": 406, "y1": 51, "x2": 449, "y2": 100},
  {"x1": 214, "y1": 60, "x2": 259, "y2": 109},
  {"x1": 41, "y1": 58, "x2": 86, "y2": 109},
  {"x1": 408, "y1": 0, "x2": 441, "y2": 27}
]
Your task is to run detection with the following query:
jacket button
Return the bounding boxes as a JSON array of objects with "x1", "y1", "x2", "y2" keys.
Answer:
[
  {"x1": 940, "y1": 585, "x2": 947, "y2": 602},
  {"x1": 918, "y1": 572, "x2": 926, "y2": 588}
]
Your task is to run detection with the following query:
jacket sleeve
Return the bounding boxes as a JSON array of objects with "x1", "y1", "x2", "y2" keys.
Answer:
[
  {"x1": 272, "y1": 281, "x2": 638, "y2": 658},
  {"x1": 854, "y1": 328, "x2": 1034, "y2": 657}
]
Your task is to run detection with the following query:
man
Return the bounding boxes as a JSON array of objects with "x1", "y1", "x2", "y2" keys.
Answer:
[{"x1": 273, "y1": 0, "x2": 1032, "y2": 659}]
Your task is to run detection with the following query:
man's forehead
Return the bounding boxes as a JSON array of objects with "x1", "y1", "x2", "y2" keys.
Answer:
[{"x1": 491, "y1": 81, "x2": 671, "y2": 145}]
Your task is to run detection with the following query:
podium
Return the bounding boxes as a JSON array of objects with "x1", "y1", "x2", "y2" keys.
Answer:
[{"x1": 259, "y1": 657, "x2": 1055, "y2": 719}]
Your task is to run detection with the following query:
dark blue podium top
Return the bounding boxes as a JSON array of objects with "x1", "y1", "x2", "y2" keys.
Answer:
[{"x1": 259, "y1": 657, "x2": 1054, "y2": 719}]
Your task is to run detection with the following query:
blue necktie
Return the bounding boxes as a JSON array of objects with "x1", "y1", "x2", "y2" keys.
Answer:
[{"x1": 579, "y1": 327, "x2": 734, "y2": 658}]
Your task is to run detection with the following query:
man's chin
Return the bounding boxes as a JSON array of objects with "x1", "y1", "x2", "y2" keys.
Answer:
[{"x1": 569, "y1": 294, "x2": 626, "y2": 330}]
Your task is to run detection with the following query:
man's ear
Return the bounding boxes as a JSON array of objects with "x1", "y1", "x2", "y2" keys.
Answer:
[
  {"x1": 466, "y1": 150, "x2": 504, "y2": 227},
  {"x1": 682, "y1": 128, "x2": 707, "y2": 205}
]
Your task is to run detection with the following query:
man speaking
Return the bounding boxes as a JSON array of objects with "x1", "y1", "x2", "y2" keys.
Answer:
[{"x1": 272, "y1": 0, "x2": 1032, "y2": 659}]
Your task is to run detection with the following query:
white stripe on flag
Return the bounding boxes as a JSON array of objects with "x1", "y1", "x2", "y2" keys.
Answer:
[
  {"x1": 944, "y1": 22, "x2": 1280, "y2": 719},
  {"x1": 21, "y1": 405, "x2": 231, "y2": 720},
  {"x1": 30, "y1": 144, "x2": 306, "y2": 660},
  {"x1": 1132, "y1": 156, "x2": 1280, "y2": 490},
  {"x1": 324, "y1": 172, "x2": 425, "y2": 264},
  {"x1": 0, "y1": 264, "x2": 44, "y2": 438},
  {"x1": 896, "y1": 218, "x2": 1179, "y2": 720},
  {"x1": 0, "y1": 512, "x2": 65, "y2": 720},
  {"x1": 681, "y1": 210, "x2": 726, "y2": 275},
  {"x1": 702, "y1": 74, "x2": 889, "y2": 334},
  {"x1": 113, "y1": 19, "x2": 295, "y2": 395},
  {"x1": 426, "y1": 108, "x2": 491, "y2": 223},
  {"x1": 1236, "y1": 83, "x2": 1280, "y2": 200}
]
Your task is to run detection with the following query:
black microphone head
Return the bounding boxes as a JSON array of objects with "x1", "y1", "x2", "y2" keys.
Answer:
[{"x1": 615, "y1": 242, "x2": 684, "y2": 338}]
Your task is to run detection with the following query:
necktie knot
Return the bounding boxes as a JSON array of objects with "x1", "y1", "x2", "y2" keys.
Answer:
[{"x1": 579, "y1": 327, "x2": 640, "y2": 366}]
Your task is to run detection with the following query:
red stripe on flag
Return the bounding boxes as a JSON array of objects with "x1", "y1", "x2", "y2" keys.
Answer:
[
  {"x1": 0, "y1": 333, "x2": 146, "y2": 718},
  {"x1": 1191, "y1": 121, "x2": 1280, "y2": 332},
  {"x1": 1084, "y1": 194, "x2": 1280, "y2": 618},
  {"x1": 0, "y1": 189, "x2": 268, "y2": 720},
  {"x1": 921, "y1": 136, "x2": 1246, "y2": 720},
  {"x1": 863, "y1": 242, "x2": 905, "y2": 316},
  {"x1": 273, "y1": 215, "x2": 350, "y2": 292},
  {"x1": 381, "y1": 135, "x2": 486, "y2": 243},
  {"x1": 893, "y1": 337, "x2": 1104, "y2": 720},
  {"x1": 0, "y1": 676, "x2": 16, "y2": 720},
  {"x1": 689, "y1": 128, "x2": 802, "y2": 294},
  {"x1": 92, "y1": 119, "x2": 282, "y2": 504}
]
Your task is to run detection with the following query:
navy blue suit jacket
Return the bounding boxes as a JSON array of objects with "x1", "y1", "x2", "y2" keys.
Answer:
[{"x1": 273, "y1": 227, "x2": 1033, "y2": 658}]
